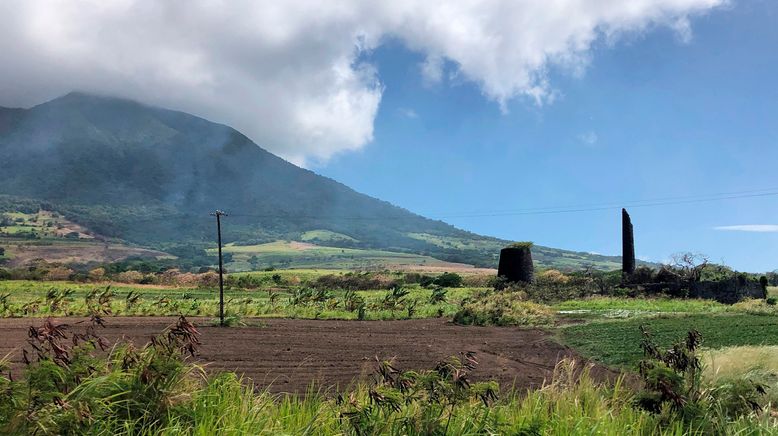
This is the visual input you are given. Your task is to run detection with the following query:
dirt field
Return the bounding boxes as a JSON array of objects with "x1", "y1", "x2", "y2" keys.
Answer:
[
  {"x1": 0, "y1": 317, "x2": 614, "y2": 394},
  {"x1": 1, "y1": 242, "x2": 171, "y2": 267}
]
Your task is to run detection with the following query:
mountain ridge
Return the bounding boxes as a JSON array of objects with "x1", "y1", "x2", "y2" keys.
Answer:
[{"x1": 0, "y1": 92, "x2": 627, "y2": 270}]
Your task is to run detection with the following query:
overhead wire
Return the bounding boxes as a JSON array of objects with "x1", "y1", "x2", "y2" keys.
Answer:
[{"x1": 96, "y1": 186, "x2": 778, "y2": 222}]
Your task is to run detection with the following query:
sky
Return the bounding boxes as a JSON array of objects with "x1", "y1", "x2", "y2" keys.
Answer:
[
  {"x1": 0, "y1": 0, "x2": 776, "y2": 271},
  {"x1": 317, "y1": 1, "x2": 778, "y2": 272}
]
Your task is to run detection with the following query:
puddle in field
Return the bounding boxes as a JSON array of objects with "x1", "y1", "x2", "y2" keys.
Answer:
[{"x1": 557, "y1": 309, "x2": 659, "y2": 319}]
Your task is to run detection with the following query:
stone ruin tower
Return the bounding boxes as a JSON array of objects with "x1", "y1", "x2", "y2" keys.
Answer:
[
  {"x1": 622, "y1": 208, "x2": 636, "y2": 276},
  {"x1": 497, "y1": 242, "x2": 534, "y2": 283}
]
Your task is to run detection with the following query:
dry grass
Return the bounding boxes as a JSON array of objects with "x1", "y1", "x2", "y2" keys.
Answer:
[
  {"x1": 703, "y1": 346, "x2": 778, "y2": 405},
  {"x1": 2, "y1": 242, "x2": 171, "y2": 267},
  {"x1": 704, "y1": 346, "x2": 778, "y2": 381}
]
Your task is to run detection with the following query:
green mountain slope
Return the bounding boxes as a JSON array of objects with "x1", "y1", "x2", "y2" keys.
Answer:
[{"x1": 0, "y1": 92, "x2": 627, "y2": 270}]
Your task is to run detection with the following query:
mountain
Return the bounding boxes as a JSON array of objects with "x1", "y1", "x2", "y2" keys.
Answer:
[{"x1": 0, "y1": 92, "x2": 627, "y2": 270}]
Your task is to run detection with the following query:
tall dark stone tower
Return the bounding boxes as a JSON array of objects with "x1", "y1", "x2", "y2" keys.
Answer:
[
  {"x1": 497, "y1": 242, "x2": 534, "y2": 283},
  {"x1": 622, "y1": 208, "x2": 636, "y2": 275}
]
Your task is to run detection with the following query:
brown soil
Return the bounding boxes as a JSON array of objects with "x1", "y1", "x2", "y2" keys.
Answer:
[
  {"x1": 0, "y1": 317, "x2": 616, "y2": 394},
  {"x1": 2, "y1": 242, "x2": 171, "y2": 267}
]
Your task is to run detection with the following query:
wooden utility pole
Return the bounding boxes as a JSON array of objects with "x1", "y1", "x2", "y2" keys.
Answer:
[{"x1": 211, "y1": 210, "x2": 228, "y2": 326}]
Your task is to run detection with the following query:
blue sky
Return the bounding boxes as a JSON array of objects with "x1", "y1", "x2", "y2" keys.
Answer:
[
  {"x1": 316, "y1": 1, "x2": 778, "y2": 272},
  {"x1": 2, "y1": 0, "x2": 775, "y2": 272}
]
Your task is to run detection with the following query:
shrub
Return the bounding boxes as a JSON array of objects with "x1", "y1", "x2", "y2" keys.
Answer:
[
  {"x1": 88, "y1": 267, "x2": 106, "y2": 281},
  {"x1": 636, "y1": 328, "x2": 768, "y2": 430},
  {"x1": 429, "y1": 286, "x2": 448, "y2": 304},
  {"x1": 314, "y1": 272, "x2": 398, "y2": 291},
  {"x1": 46, "y1": 266, "x2": 74, "y2": 281},
  {"x1": 433, "y1": 272, "x2": 463, "y2": 288},
  {"x1": 197, "y1": 271, "x2": 220, "y2": 287},
  {"x1": 536, "y1": 269, "x2": 570, "y2": 285},
  {"x1": 116, "y1": 270, "x2": 145, "y2": 284},
  {"x1": 460, "y1": 273, "x2": 495, "y2": 287},
  {"x1": 453, "y1": 290, "x2": 553, "y2": 326},
  {"x1": 625, "y1": 266, "x2": 655, "y2": 284}
]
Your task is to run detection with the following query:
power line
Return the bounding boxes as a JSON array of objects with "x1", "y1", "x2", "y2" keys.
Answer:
[
  {"x1": 110, "y1": 186, "x2": 778, "y2": 224},
  {"x1": 419, "y1": 186, "x2": 778, "y2": 217},
  {"x1": 427, "y1": 190, "x2": 778, "y2": 219},
  {"x1": 228, "y1": 189, "x2": 778, "y2": 220}
]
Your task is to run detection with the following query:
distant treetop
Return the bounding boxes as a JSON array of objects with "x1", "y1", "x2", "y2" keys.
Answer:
[{"x1": 507, "y1": 241, "x2": 534, "y2": 249}]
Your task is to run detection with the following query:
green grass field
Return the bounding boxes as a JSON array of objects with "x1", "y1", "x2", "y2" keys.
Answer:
[
  {"x1": 2, "y1": 278, "x2": 778, "y2": 432},
  {"x1": 554, "y1": 296, "x2": 730, "y2": 317},
  {"x1": 4, "y1": 278, "x2": 778, "y2": 365},
  {"x1": 560, "y1": 313, "x2": 778, "y2": 367},
  {"x1": 300, "y1": 229, "x2": 358, "y2": 242},
  {"x1": 0, "y1": 279, "x2": 482, "y2": 320},
  {"x1": 0, "y1": 210, "x2": 88, "y2": 238},
  {"x1": 213, "y1": 240, "x2": 461, "y2": 271},
  {"x1": 3, "y1": 281, "x2": 778, "y2": 434}
]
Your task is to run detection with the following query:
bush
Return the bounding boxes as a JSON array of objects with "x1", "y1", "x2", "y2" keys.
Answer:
[
  {"x1": 460, "y1": 274, "x2": 495, "y2": 287},
  {"x1": 536, "y1": 269, "x2": 570, "y2": 285},
  {"x1": 433, "y1": 272, "x2": 463, "y2": 288},
  {"x1": 636, "y1": 328, "x2": 768, "y2": 430},
  {"x1": 46, "y1": 266, "x2": 74, "y2": 281},
  {"x1": 625, "y1": 266, "x2": 655, "y2": 284},
  {"x1": 313, "y1": 272, "x2": 398, "y2": 291},
  {"x1": 453, "y1": 290, "x2": 553, "y2": 326},
  {"x1": 116, "y1": 270, "x2": 145, "y2": 284},
  {"x1": 88, "y1": 267, "x2": 106, "y2": 281}
]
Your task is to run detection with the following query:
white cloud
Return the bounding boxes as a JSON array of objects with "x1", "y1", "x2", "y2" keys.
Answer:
[
  {"x1": 398, "y1": 107, "x2": 419, "y2": 119},
  {"x1": 714, "y1": 225, "x2": 778, "y2": 233},
  {"x1": 0, "y1": 0, "x2": 726, "y2": 165},
  {"x1": 578, "y1": 131, "x2": 599, "y2": 145},
  {"x1": 420, "y1": 55, "x2": 445, "y2": 85}
]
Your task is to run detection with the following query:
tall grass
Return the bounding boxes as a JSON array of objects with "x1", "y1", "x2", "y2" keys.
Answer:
[
  {"x1": 704, "y1": 346, "x2": 778, "y2": 407},
  {"x1": 2, "y1": 318, "x2": 777, "y2": 435},
  {"x1": 0, "y1": 282, "x2": 481, "y2": 321}
]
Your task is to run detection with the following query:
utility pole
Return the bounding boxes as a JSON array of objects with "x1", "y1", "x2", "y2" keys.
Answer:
[{"x1": 211, "y1": 210, "x2": 228, "y2": 326}]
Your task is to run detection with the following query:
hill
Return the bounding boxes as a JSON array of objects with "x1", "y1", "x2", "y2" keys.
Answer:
[{"x1": 0, "y1": 92, "x2": 627, "y2": 270}]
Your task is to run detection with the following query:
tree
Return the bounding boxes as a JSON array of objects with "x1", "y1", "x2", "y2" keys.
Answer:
[{"x1": 669, "y1": 252, "x2": 709, "y2": 283}]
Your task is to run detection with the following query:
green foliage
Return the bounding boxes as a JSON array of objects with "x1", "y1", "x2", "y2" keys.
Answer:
[
  {"x1": 561, "y1": 314, "x2": 778, "y2": 367},
  {"x1": 342, "y1": 289, "x2": 365, "y2": 312},
  {"x1": 635, "y1": 328, "x2": 705, "y2": 414},
  {"x1": 0, "y1": 96, "x2": 638, "y2": 271},
  {"x1": 453, "y1": 289, "x2": 554, "y2": 326},
  {"x1": 635, "y1": 328, "x2": 769, "y2": 431},
  {"x1": 1, "y1": 315, "x2": 777, "y2": 434},
  {"x1": 340, "y1": 353, "x2": 498, "y2": 435},
  {"x1": 0, "y1": 279, "x2": 480, "y2": 321},
  {"x1": 429, "y1": 286, "x2": 448, "y2": 304},
  {"x1": 1, "y1": 316, "x2": 202, "y2": 434},
  {"x1": 433, "y1": 272, "x2": 463, "y2": 288},
  {"x1": 507, "y1": 241, "x2": 534, "y2": 249},
  {"x1": 2, "y1": 345, "x2": 775, "y2": 434}
]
